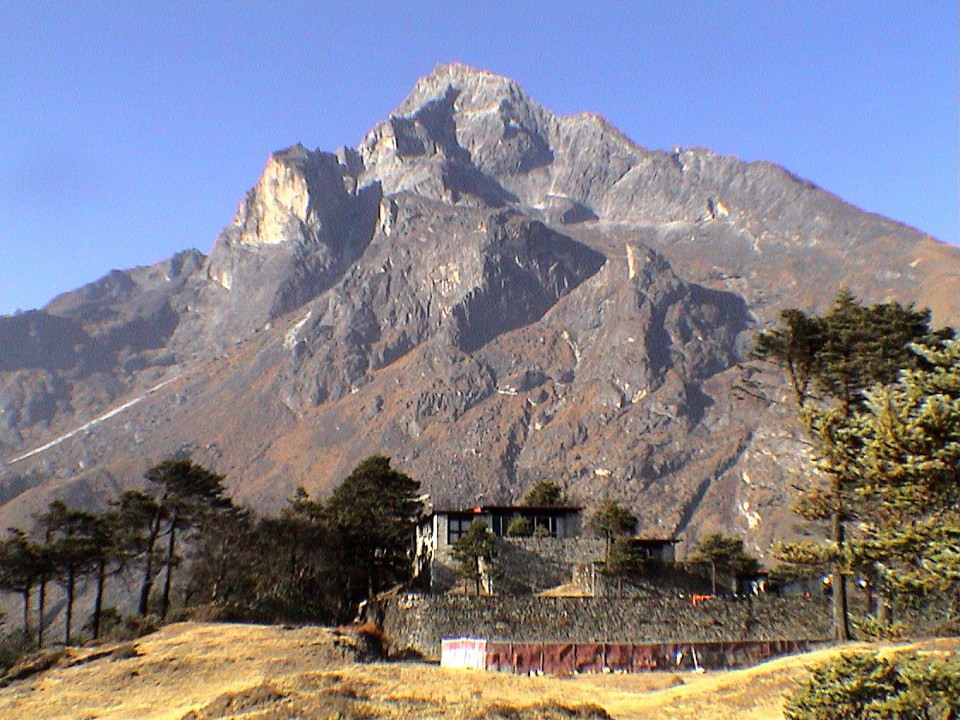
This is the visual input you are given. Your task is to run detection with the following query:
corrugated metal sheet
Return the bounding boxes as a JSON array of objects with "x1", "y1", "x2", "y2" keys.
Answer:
[{"x1": 470, "y1": 638, "x2": 811, "y2": 675}]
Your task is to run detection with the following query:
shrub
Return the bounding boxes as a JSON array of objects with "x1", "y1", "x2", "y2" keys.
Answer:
[
  {"x1": 784, "y1": 652, "x2": 960, "y2": 720},
  {"x1": 1, "y1": 646, "x2": 66, "y2": 686},
  {"x1": 533, "y1": 523, "x2": 551, "y2": 537},
  {"x1": 0, "y1": 630, "x2": 33, "y2": 674},
  {"x1": 348, "y1": 621, "x2": 388, "y2": 661},
  {"x1": 852, "y1": 615, "x2": 908, "y2": 641},
  {"x1": 506, "y1": 516, "x2": 532, "y2": 537},
  {"x1": 99, "y1": 613, "x2": 160, "y2": 643}
]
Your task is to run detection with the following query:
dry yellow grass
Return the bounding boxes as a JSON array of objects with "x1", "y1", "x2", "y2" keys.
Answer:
[{"x1": 0, "y1": 622, "x2": 955, "y2": 720}]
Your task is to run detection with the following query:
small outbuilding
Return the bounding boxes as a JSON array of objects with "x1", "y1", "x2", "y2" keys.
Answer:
[{"x1": 627, "y1": 537, "x2": 679, "y2": 565}]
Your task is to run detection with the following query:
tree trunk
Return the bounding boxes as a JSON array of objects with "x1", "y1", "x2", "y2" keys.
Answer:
[
  {"x1": 139, "y1": 515, "x2": 163, "y2": 617},
  {"x1": 281, "y1": 546, "x2": 295, "y2": 602},
  {"x1": 21, "y1": 587, "x2": 31, "y2": 640},
  {"x1": 160, "y1": 522, "x2": 177, "y2": 620},
  {"x1": 92, "y1": 558, "x2": 107, "y2": 639},
  {"x1": 38, "y1": 528, "x2": 52, "y2": 648},
  {"x1": 367, "y1": 554, "x2": 377, "y2": 601},
  {"x1": 212, "y1": 539, "x2": 230, "y2": 604},
  {"x1": 710, "y1": 561, "x2": 717, "y2": 596},
  {"x1": 832, "y1": 508, "x2": 851, "y2": 641},
  {"x1": 37, "y1": 575, "x2": 45, "y2": 648},
  {"x1": 64, "y1": 565, "x2": 75, "y2": 645}
]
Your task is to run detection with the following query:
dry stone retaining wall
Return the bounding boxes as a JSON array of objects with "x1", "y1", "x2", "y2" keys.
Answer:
[{"x1": 383, "y1": 593, "x2": 832, "y2": 658}]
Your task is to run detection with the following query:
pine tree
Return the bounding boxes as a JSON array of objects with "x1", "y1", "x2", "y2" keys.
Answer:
[
  {"x1": 828, "y1": 340, "x2": 960, "y2": 616},
  {"x1": 117, "y1": 489, "x2": 164, "y2": 617},
  {"x1": 124, "y1": 459, "x2": 230, "y2": 618},
  {"x1": 0, "y1": 529, "x2": 44, "y2": 639},
  {"x1": 451, "y1": 520, "x2": 497, "y2": 594},
  {"x1": 521, "y1": 479, "x2": 566, "y2": 507},
  {"x1": 325, "y1": 455, "x2": 421, "y2": 605},
  {"x1": 686, "y1": 534, "x2": 760, "y2": 595},
  {"x1": 32, "y1": 501, "x2": 65, "y2": 647},
  {"x1": 602, "y1": 537, "x2": 648, "y2": 596},
  {"x1": 148, "y1": 459, "x2": 230, "y2": 619},
  {"x1": 587, "y1": 496, "x2": 637, "y2": 556},
  {"x1": 753, "y1": 290, "x2": 951, "y2": 640},
  {"x1": 79, "y1": 509, "x2": 122, "y2": 640},
  {"x1": 749, "y1": 307, "x2": 826, "y2": 406}
]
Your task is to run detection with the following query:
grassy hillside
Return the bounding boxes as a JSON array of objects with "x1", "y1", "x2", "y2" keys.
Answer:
[{"x1": 0, "y1": 622, "x2": 955, "y2": 720}]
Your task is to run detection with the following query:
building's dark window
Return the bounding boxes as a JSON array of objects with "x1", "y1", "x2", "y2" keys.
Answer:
[
  {"x1": 447, "y1": 515, "x2": 472, "y2": 544},
  {"x1": 490, "y1": 513, "x2": 510, "y2": 537},
  {"x1": 532, "y1": 515, "x2": 558, "y2": 537}
]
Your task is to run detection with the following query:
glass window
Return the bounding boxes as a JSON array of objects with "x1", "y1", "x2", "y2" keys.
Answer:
[
  {"x1": 447, "y1": 516, "x2": 471, "y2": 544},
  {"x1": 491, "y1": 513, "x2": 509, "y2": 537},
  {"x1": 533, "y1": 515, "x2": 557, "y2": 537}
]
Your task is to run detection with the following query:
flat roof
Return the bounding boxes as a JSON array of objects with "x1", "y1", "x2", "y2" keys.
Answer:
[
  {"x1": 432, "y1": 504, "x2": 584, "y2": 514},
  {"x1": 630, "y1": 537, "x2": 680, "y2": 544}
]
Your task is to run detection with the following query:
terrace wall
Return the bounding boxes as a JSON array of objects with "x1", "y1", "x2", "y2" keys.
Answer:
[{"x1": 383, "y1": 593, "x2": 832, "y2": 658}]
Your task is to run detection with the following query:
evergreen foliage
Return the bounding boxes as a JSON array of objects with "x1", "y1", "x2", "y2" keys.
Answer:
[
  {"x1": 784, "y1": 652, "x2": 960, "y2": 720},
  {"x1": 753, "y1": 290, "x2": 953, "y2": 639},
  {"x1": 42, "y1": 503, "x2": 106, "y2": 644},
  {"x1": 686, "y1": 533, "x2": 760, "y2": 595},
  {"x1": 125, "y1": 459, "x2": 230, "y2": 618},
  {"x1": 521, "y1": 479, "x2": 566, "y2": 507},
  {"x1": 505, "y1": 516, "x2": 532, "y2": 537},
  {"x1": 602, "y1": 536, "x2": 648, "y2": 593},
  {"x1": 0, "y1": 455, "x2": 426, "y2": 640},
  {"x1": 324, "y1": 455, "x2": 421, "y2": 604},
  {"x1": 587, "y1": 496, "x2": 637, "y2": 553},
  {"x1": 812, "y1": 340, "x2": 960, "y2": 615},
  {"x1": 750, "y1": 289, "x2": 951, "y2": 410},
  {"x1": 0, "y1": 529, "x2": 43, "y2": 638},
  {"x1": 451, "y1": 519, "x2": 498, "y2": 594}
]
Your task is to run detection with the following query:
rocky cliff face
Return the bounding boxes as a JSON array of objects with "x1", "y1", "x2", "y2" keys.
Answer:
[{"x1": 1, "y1": 64, "x2": 957, "y2": 554}]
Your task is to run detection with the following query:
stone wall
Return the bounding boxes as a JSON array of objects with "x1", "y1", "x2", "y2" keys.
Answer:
[
  {"x1": 495, "y1": 537, "x2": 607, "y2": 594},
  {"x1": 429, "y1": 536, "x2": 608, "y2": 594},
  {"x1": 383, "y1": 593, "x2": 832, "y2": 658}
]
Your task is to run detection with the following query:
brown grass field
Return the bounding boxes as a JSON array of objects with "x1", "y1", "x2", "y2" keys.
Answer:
[{"x1": 0, "y1": 622, "x2": 955, "y2": 720}]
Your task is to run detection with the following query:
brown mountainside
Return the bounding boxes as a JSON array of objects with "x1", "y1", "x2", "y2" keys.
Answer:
[{"x1": 1, "y1": 64, "x2": 957, "y2": 554}]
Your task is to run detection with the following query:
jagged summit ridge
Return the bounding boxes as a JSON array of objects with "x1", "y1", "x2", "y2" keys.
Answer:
[
  {"x1": 357, "y1": 63, "x2": 636, "y2": 214},
  {"x1": 394, "y1": 63, "x2": 538, "y2": 117},
  {"x1": 0, "y1": 63, "x2": 956, "y2": 557}
]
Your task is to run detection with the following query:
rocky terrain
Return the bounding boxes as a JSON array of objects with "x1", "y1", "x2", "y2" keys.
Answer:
[{"x1": 1, "y1": 63, "x2": 957, "y2": 554}]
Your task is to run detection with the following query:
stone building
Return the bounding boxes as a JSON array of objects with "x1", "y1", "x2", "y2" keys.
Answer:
[
  {"x1": 413, "y1": 503, "x2": 689, "y2": 595},
  {"x1": 414, "y1": 504, "x2": 584, "y2": 593}
]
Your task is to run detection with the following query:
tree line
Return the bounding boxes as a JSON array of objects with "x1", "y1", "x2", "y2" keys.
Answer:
[{"x1": 0, "y1": 455, "x2": 421, "y2": 647}]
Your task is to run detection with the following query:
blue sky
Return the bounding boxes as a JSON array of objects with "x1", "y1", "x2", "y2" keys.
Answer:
[{"x1": 1, "y1": 2, "x2": 956, "y2": 315}]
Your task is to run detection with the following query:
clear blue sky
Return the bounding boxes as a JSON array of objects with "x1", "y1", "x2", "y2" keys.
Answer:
[{"x1": 1, "y1": 2, "x2": 956, "y2": 315}]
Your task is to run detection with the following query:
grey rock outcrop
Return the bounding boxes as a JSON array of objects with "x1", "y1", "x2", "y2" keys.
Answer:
[{"x1": 0, "y1": 64, "x2": 956, "y2": 555}]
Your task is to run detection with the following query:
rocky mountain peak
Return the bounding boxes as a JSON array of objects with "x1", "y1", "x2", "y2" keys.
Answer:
[
  {"x1": 393, "y1": 63, "x2": 538, "y2": 118},
  {"x1": 223, "y1": 144, "x2": 364, "y2": 250},
  {"x1": 1, "y1": 65, "x2": 956, "y2": 557}
]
